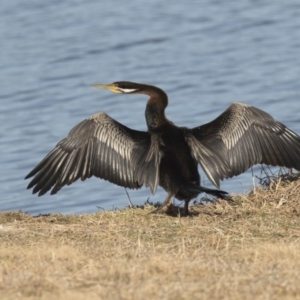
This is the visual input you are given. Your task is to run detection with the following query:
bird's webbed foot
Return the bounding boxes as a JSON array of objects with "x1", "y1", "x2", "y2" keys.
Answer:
[{"x1": 150, "y1": 193, "x2": 174, "y2": 214}]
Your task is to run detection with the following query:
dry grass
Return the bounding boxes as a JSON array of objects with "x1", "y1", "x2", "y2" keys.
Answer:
[{"x1": 1, "y1": 176, "x2": 300, "y2": 300}]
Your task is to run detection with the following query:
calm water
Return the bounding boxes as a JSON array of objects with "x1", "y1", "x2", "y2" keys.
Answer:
[{"x1": 1, "y1": 0, "x2": 300, "y2": 215}]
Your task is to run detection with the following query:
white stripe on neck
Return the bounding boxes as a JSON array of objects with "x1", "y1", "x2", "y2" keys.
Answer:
[{"x1": 118, "y1": 88, "x2": 138, "y2": 93}]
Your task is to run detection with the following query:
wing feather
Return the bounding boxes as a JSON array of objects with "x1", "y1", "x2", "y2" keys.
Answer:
[
  {"x1": 26, "y1": 112, "x2": 161, "y2": 196},
  {"x1": 185, "y1": 102, "x2": 300, "y2": 188}
]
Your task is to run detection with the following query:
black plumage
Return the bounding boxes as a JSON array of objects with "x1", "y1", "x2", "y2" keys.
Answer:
[{"x1": 25, "y1": 82, "x2": 300, "y2": 215}]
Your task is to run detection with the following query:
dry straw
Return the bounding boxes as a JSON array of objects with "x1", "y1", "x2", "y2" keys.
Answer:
[{"x1": 1, "y1": 173, "x2": 300, "y2": 300}]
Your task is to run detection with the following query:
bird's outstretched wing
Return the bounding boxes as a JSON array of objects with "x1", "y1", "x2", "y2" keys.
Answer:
[
  {"x1": 25, "y1": 112, "x2": 161, "y2": 196},
  {"x1": 185, "y1": 102, "x2": 300, "y2": 188}
]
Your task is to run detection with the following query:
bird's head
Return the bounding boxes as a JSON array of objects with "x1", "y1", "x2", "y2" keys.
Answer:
[{"x1": 91, "y1": 81, "x2": 142, "y2": 94}]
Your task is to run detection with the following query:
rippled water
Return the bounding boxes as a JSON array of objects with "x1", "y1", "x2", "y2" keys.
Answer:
[{"x1": 1, "y1": 0, "x2": 300, "y2": 215}]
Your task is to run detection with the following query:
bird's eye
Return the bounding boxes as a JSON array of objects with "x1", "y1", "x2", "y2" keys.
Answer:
[
  {"x1": 114, "y1": 83, "x2": 125, "y2": 89},
  {"x1": 113, "y1": 82, "x2": 138, "y2": 93}
]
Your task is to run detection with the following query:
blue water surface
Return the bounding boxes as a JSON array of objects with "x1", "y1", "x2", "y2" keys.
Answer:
[{"x1": 1, "y1": 0, "x2": 300, "y2": 215}]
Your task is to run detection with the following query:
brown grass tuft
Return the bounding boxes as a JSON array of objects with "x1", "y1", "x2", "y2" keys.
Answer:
[{"x1": 1, "y1": 176, "x2": 300, "y2": 299}]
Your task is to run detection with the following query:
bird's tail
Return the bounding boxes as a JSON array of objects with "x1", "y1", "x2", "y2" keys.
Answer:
[{"x1": 183, "y1": 184, "x2": 228, "y2": 199}]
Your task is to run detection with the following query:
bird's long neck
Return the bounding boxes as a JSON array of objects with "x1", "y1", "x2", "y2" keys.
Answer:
[{"x1": 144, "y1": 87, "x2": 168, "y2": 130}]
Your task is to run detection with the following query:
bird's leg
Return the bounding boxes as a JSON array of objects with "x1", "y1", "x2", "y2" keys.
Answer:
[
  {"x1": 184, "y1": 200, "x2": 190, "y2": 216},
  {"x1": 150, "y1": 192, "x2": 173, "y2": 214}
]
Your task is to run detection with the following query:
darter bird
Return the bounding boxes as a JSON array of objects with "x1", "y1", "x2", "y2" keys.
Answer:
[{"x1": 25, "y1": 82, "x2": 300, "y2": 215}]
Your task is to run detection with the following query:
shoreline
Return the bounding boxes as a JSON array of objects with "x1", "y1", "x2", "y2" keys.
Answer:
[{"x1": 1, "y1": 176, "x2": 300, "y2": 299}]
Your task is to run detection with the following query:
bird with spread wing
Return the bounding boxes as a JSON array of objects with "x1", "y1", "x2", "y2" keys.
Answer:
[{"x1": 25, "y1": 82, "x2": 300, "y2": 215}]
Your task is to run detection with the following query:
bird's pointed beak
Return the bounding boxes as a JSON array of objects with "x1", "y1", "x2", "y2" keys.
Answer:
[{"x1": 90, "y1": 83, "x2": 121, "y2": 94}]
